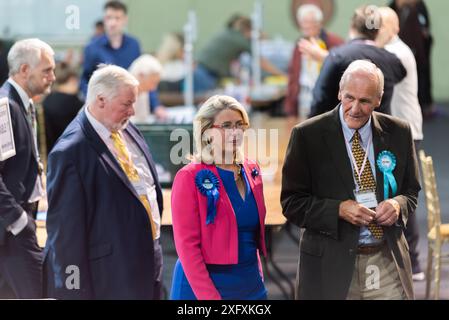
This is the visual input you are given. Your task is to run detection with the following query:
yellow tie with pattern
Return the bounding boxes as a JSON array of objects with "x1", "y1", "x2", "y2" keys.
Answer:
[
  {"x1": 110, "y1": 131, "x2": 157, "y2": 240},
  {"x1": 351, "y1": 130, "x2": 384, "y2": 239}
]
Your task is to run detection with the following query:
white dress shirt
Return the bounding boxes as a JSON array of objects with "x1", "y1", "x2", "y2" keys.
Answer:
[
  {"x1": 385, "y1": 36, "x2": 423, "y2": 141},
  {"x1": 85, "y1": 106, "x2": 161, "y2": 239}
]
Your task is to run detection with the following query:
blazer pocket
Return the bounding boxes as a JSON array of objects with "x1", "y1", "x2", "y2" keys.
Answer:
[
  {"x1": 88, "y1": 243, "x2": 113, "y2": 261},
  {"x1": 300, "y1": 239, "x2": 323, "y2": 257}
]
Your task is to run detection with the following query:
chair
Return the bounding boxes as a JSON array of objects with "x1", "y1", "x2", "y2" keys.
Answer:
[{"x1": 419, "y1": 150, "x2": 449, "y2": 299}]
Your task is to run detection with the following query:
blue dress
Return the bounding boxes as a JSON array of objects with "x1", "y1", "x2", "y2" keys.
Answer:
[{"x1": 170, "y1": 167, "x2": 267, "y2": 300}]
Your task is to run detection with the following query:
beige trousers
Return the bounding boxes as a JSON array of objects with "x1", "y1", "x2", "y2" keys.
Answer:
[{"x1": 347, "y1": 245, "x2": 407, "y2": 300}]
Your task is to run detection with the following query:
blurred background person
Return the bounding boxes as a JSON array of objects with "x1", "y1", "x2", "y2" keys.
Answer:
[
  {"x1": 376, "y1": 6, "x2": 425, "y2": 281},
  {"x1": 309, "y1": 5, "x2": 406, "y2": 117},
  {"x1": 194, "y1": 15, "x2": 285, "y2": 93},
  {"x1": 284, "y1": 4, "x2": 343, "y2": 119},
  {"x1": 128, "y1": 54, "x2": 167, "y2": 122},
  {"x1": 92, "y1": 20, "x2": 105, "y2": 40},
  {"x1": 170, "y1": 95, "x2": 268, "y2": 300},
  {"x1": 390, "y1": 0, "x2": 434, "y2": 118},
  {"x1": 80, "y1": 0, "x2": 140, "y2": 97},
  {"x1": 43, "y1": 62, "x2": 83, "y2": 155},
  {"x1": 156, "y1": 32, "x2": 185, "y2": 94}
]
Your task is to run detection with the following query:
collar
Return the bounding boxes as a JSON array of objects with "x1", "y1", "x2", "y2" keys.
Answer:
[
  {"x1": 7, "y1": 78, "x2": 33, "y2": 111},
  {"x1": 100, "y1": 33, "x2": 129, "y2": 49},
  {"x1": 339, "y1": 105, "x2": 372, "y2": 145},
  {"x1": 84, "y1": 106, "x2": 114, "y2": 141}
]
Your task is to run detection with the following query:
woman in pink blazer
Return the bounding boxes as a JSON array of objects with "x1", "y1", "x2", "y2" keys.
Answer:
[{"x1": 170, "y1": 95, "x2": 268, "y2": 300}]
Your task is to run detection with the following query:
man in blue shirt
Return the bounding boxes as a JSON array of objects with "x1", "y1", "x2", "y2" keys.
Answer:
[
  {"x1": 80, "y1": 1, "x2": 140, "y2": 97},
  {"x1": 81, "y1": 1, "x2": 165, "y2": 118}
]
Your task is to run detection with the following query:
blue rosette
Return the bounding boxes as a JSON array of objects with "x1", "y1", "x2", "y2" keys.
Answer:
[
  {"x1": 195, "y1": 169, "x2": 220, "y2": 225},
  {"x1": 376, "y1": 150, "x2": 398, "y2": 200}
]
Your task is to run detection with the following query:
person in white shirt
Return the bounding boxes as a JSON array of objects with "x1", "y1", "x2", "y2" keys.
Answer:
[
  {"x1": 0, "y1": 38, "x2": 56, "y2": 298},
  {"x1": 376, "y1": 6, "x2": 425, "y2": 281}
]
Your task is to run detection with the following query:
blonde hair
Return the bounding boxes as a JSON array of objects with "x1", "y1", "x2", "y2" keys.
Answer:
[
  {"x1": 192, "y1": 95, "x2": 250, "y2": 164},
  {"x1": 156, "y1": 33, "x2": 184, "y2": 64}
]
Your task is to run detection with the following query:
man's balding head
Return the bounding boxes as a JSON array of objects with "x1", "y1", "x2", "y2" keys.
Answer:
[{"x1": 376, "y1": 7, "x2": 400, "y2": 47}]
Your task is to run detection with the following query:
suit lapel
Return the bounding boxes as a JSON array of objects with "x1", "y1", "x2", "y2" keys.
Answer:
[
  {"x1": 242, "y1": 160, "x2": 265, "y2": 219},
  {"x1": 7, "y1": 83, "x2": 38, "y2": 161},
  {"x1": 78, "y1": 110, "x2": 141, "y2": 201},
  {"x1": 371, "y1": 112, "x2": 390, "y2": 202},
  {"x1": 323, "y1": 107, "x2": 356, "y2": 199}
]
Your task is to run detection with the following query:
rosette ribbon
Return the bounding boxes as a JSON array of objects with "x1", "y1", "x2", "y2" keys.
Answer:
[
  {"x1": 376, "y1": 150, "x2": 398, "y2": 200},
  {"x1": 195, "y1": 169, "x2": 220, "y2": 225}
]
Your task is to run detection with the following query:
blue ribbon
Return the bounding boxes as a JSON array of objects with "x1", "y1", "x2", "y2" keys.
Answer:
[
  {"x1": 376, "y1": 151, "x2": 398, "y2": 200},
  {"x1": 195, "y1": 169, "x2": 220, "y2": 225}
]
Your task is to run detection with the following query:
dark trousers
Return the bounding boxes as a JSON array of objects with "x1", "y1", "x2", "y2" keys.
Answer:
[
  {"x1": 404, "y1": 140, "x2": 422, "y2": 273},
  {"x1": 0, "y1": 203, "x2": 43, "y2": 298}
]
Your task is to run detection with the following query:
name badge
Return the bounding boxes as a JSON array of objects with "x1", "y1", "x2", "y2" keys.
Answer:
[
  {"x1": 0, "y1": 97, "x2": 16, "y2": 161},
  {"x1": 354, "y1": 189, "x2": 378, "y2": 209}
]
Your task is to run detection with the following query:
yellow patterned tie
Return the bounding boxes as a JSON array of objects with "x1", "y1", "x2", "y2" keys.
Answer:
[
  {"x1": 351, "y1": 130, "x2": 384, "y2": 239},
  {"x1": 110, "y1": 131, "x2": 157, "y2": 240}
]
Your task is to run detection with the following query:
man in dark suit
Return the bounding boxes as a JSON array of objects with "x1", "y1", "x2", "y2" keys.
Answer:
[
  {"x1": 44, "y1": 65, "x2": 163, "y2": 299},
  {"x1": 281, "y1": 60, "x2": 421, "y2": 299},
  {"x1": 0, "y1": 38, "x2": 56, "y2": 298},
  {"x1": 310, "y1": 5, "x2": 406, "y2": 117}
]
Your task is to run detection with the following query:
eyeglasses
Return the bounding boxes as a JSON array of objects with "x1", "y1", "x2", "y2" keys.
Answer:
[{"x1": 211, "y1": 122, "x2": 249, "y2": 131}]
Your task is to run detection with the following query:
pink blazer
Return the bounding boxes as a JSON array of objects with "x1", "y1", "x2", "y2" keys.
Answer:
[{"x1": 171, "y1": 159, "x2": 267, "y2": 300}]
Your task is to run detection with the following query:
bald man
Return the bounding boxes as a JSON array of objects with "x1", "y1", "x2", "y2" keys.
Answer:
[
  {"x1": 282, "y1": 60, "x2": 420, "y2": 299},
  {"x1": 377, "y1": 6, "x2": 424, "y2": 281}
]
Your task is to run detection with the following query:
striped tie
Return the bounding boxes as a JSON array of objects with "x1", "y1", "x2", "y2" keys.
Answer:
[{"x1": 351, "y1": 130, "x2": 384, "y2": 239}]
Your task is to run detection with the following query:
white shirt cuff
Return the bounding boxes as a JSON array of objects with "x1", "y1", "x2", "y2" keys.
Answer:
[{"x1": 7, "y1": 211, "x2": 28, "y2": 235}]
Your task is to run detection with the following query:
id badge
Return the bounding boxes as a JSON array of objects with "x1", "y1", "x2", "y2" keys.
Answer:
[{"x1": 354, "y1": 189, "x2": 378, "y2": 209}]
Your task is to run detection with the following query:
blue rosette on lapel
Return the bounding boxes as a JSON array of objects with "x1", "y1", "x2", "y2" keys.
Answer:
[
  {"x1": 195, "y1": 169, "x2": 220, "y2": 225},
  {"x1": 376, "y1": 150, "x2": 398, "y2": 200}
]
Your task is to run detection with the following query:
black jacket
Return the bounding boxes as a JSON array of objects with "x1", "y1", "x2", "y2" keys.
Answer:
[
  {"x1": 0, "y1": 81, "x2": 39, "y2": 245},
  {"x1": 281, "y1": 106, "x2": 421, "y2": 299}
]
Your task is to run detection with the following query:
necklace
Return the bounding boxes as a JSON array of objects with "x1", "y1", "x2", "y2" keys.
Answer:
[{"x1": 235, "y1": 164, "x2": 242, "y2": 181}]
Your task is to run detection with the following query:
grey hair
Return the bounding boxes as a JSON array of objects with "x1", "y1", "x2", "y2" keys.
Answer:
[
  {"x1": 7, "y1": 38, "x2": 55, "y2": 76},
  {"x1": 339, "y1": 60, "x2": 385, "y2": 98},
  {"x1": 192, "y1": 95, "x2": 250, "y2": 164},
  {"x1": 128, "y1": 54, "x2": 163, "y2": 77},
  {"x1": 297, "y1": 4, "x2": 323, "y2": 23},
  {"x1": 86, "y1": 64, "x2": 139, "y2": 106}
]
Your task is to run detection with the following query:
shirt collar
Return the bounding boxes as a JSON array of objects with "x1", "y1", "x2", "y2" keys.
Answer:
[
  {"x1": 101, "y1": 33, "x2": 129, "y2": 49},
  {"x1": 85, "y1": 105, "x2": 114, "y2": 142},
  {"x1": 339, "y1": 104, "x2": 372, "y2": 145},
  {"x1": 7, "y1": 78, "x2": 33, "y2": 111}
]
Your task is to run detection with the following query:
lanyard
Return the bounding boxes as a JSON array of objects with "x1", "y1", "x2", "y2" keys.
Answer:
[{"x1": 346, "y1": 134, "x2": 372, "y2": 190}]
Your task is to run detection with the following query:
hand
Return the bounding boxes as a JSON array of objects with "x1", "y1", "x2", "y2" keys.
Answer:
[
  {"x1": 339, "y1": 200, "x2": 377, "y2": 226},
  {"x1": 298, "y1": 38, "x2": 329, "y2": 62},
  {"x1": 375, "y1": 199, "x2": 400, "y2": 226}
]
